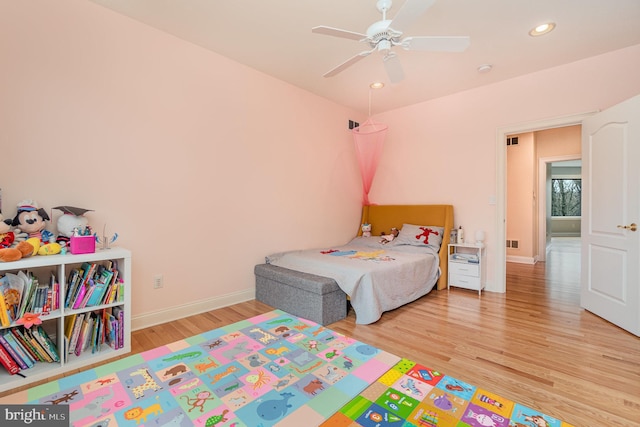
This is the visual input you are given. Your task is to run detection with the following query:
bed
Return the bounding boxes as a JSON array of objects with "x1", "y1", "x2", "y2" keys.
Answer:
[{"x1": 255, "y1": 205, "x2": 454, "y2": 325}]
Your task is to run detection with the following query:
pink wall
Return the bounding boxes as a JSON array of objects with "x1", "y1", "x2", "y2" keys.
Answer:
[
  {"x1": 1, "y1": 0, "x2": 640, "y2": 322},
  {"x1": 0, "y1": 0, "x2": 363, "y2": 325},
  {"x1": 371, "y1": 44, "x2": 640, "y2": 290},
  {"x1": 506, "y1": 133, "x2": 536, "y2": 259}
]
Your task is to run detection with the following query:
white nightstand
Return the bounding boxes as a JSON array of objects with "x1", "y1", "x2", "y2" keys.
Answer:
[{"x1": 448, "y1": 243, "x2": 486, "y2": 295}]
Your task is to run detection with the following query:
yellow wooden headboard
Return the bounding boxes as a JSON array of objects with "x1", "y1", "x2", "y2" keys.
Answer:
[{"x1": 358, "y1": 204, "x2": 454, "y2": 290}]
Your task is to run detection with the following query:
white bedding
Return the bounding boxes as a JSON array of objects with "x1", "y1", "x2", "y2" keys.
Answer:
[{"x1": 266, "y1": 236, "x2": 440, "y2": 324}]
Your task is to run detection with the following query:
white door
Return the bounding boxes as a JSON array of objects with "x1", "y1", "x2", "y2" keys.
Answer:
[{"x1": 581, "y1": 94, "x2": 640, "y2": 336}]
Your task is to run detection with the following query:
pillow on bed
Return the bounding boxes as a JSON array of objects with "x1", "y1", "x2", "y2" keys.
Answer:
[{"x1": 393, "y1": 223, "x2": 444, "y2": 251}]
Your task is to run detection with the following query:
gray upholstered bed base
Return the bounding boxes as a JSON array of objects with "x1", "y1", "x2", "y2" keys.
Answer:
[{"x1": 254, "y1": 264, "x2": 347, "y2": 325}]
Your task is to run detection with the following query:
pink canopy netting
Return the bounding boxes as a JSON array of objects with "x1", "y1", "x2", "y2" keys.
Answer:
[{"x1": 352, "y1": 118, "x2": 388, "y2": 206}]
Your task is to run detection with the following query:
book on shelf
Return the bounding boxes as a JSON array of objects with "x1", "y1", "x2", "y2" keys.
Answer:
[
  {"x1": 68, "y1": 262, "x2": 96, "y2": 309},
  {"x1": 68, "y1": 313, "x2": 85, "y2": 356},
  {"x1": 17, "y1": 271, "x2": 34, "y2": 318},
  {"x1": 24, "y1": 328, "x2": 53, "y2": 363},
  {"x1": 0, "y1": 332, "x2": 29, "y2": 369},
  {"x1": 2, "y1": 330, "x2": 35, "y2": 368},
  {"x1": 33, "y1": 325, "x2": 60, "y2": 363},
  {"x1": 49, "y1": 272, "x2": 59, "y2": 311},
  {"x1": 32, "y1": 284, "x2": 49, "y2": 314},
  {"x1": 65, "y1": 268, "x2": 83, "y2": 308},
  {"x1": 72, "y1": 281, "x2": 91, "y2": 310},
  {"x1": 106, "y1": 269, "x2": 120, "y2": 304},
  {"x1": 0, "y1": 292, "x2": 10, "y2": 327},
  {"x1": 0, "y1": 342, "x2": 20, "y2": 375},
  {"x1": 87, "y1": 267, "x2": 113, "y2": 307},
  {"x1": 0, "y1": 272, "x2": 25, "y2": 323},
  {"x1": 105, "y1": 312, "x2": 117, "y2": 350},
  {"x1": 91, "y1": 314, "x2": 103, "y2": 354},
  {"x1": 75, "y1": 313, "x2": 94, "y2": 357},
  {"x1": 112, "y1": 306, "x2": 124, "y2": 349},
  {"x1": 10, "y1": 328, "x2": 43, "y2": 363}
]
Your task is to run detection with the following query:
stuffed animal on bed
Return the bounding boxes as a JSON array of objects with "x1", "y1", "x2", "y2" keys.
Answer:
[
  {"x1": 379, "y1": 227, "x2": 399, "y2": 244},
  {"x1": 361, "y1": 223, "x2": 372, "y2": 237}
]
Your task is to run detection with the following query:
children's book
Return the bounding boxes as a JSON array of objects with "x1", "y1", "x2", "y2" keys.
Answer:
[
  {"x1": 65, "y1": 268, "x2": 82, "y2": 308},
  {"x1": 17, "y1": 271, "x2": 34, "y2": 318},
  {"x1": 0, "y1": 342, "x2": 20, "y2": 375},
  {"x1": 112, "y1": 307, "x2": 124, "y2": 349},
  {"x1": 72, "y1": 281, "x2": 91, "y2": 310},
  {"x1": 68, "y1": 313, "x2": 85, "y2": 355},
  {"x1": 75, "y1": 314, "x2": 94, "y2": 356},
  {"x1": 24, "y1": 274, "x2": 41, "y2": 315},
  {"x1": 11, "y1": 328, "x2": 42, "y2": 362},
  {"x1": 0, "y1": 293, "x2": 10, "y2": 327},
  {"x1": 33, "y1": 326, "x2": 60, "y2": 363},
  {"x1": 1, "y1": 330, "x2": 35, "y2": 368},
  {"x1": 0, "y1": 273, "x2": 25, "y2": 322},
  {"x1": 0, "y1": 332, "x2": 28, "y2": 369},
  {"x1": 24, "y1": 329, "x2": 52, "y2": 363}
]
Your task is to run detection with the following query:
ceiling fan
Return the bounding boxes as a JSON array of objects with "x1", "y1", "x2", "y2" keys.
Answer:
[{"x1": 312, "y1": 0, "x2": 470, "y2": 83}]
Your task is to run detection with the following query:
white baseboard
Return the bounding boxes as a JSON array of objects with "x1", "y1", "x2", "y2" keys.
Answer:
[
  {"x1": 506, "y1": 255, "x2": 538, "y2": 265},
  {"x1": 132, "y1": 289, "x2": 255, "y2": 331}
]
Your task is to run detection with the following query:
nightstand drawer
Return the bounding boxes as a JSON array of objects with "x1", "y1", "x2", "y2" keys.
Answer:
[
  {"x1": 449, "y1": 262, "x2": 480, "y2": 277},
  {"x1": 449, "y1": 273, "x2": 481, "y2": 290}
]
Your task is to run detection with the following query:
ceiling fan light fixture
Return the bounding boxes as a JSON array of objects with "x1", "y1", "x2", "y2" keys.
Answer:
[
  {"x1": 377, "y1": 39, "x2": 392, "y2": 54},
  {"x1": 529, "y1": 22, "x2": 556, "y2": 37}
]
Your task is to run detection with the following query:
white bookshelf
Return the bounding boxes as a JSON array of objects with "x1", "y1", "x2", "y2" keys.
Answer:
[{"x1": 0, "y1": 248, "x2": 131, "y2": 393}]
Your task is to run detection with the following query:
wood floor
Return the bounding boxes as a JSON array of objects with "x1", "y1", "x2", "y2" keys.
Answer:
[{"x1": 2, "y1": 238, "x2": 638, "y2": 426}]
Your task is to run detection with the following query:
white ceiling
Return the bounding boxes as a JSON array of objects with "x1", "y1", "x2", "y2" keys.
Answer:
[{"x1": 87, "y1": 0, "x2": 640, "y2": 114}]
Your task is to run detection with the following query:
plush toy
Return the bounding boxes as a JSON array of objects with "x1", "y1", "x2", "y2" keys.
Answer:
[
  {"x1": 361, "y1": 223, "x2": 372, "y2": 238},
  {"x1": 54, "y1": 206, "x2": 93, "y2": 244},
  {"x1": 0, "y1": 214, "x2": 28, "y2": 249},
  {"x1": 10, "y1": 200, "x2": 60, "y2": 255},
  {"x1": 0, "y1": 239, "x2": 35, "y2": 262},
  {"x1": 379, "y1": 227, "x2": 399, "y2": 244}
]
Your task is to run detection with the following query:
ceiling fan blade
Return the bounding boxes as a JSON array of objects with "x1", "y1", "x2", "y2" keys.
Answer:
[
  {"x1": 389, "y1": 0, "x2": 436, "y2": 33},
  {"x1": 323, "y1": 50, "x2": 373, "y2": 77},
  {"x1": 312, "y1": 26, "x2": 367, "y2": 41},
  {"x1": 383, "y1": 52, "x2": 404, "y2": 83},
  {"x1": 402, "y1": 36, "x2": 471, "y2": 52}
]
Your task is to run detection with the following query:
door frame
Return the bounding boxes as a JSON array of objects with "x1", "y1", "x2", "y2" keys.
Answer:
[
  {"x1": 537, "y1": 154, "x2": 582, "y2": 262},
  {"x1": 495, "y1": 111, "x2": 595, "y2": 292}
]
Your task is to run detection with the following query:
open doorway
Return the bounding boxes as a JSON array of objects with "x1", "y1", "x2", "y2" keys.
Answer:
[
  {"x1": 506, "y1": 125, "x2": 581, "y2": 265},
  {"x1": 537, "y1": 156, "x2": 582, "y2": 261},
  {"x1": 495, "y1": 112, "x2": 593, "y2": 293},
  {"x1": 540, "y1": 158, "x2": 582, "y2": 261}
]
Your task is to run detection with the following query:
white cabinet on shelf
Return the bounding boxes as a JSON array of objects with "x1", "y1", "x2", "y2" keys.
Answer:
[
  {"x1": 448, "y1": 243, "x2": 485, "y2": 295},
  {"x1": 0, "y1": 248, "x2": 131, "y2": 394}
]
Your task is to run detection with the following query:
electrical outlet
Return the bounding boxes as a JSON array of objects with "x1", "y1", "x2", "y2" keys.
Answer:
[{"x1": 153, "y1": 274, "x2": 163, "y2": 289}]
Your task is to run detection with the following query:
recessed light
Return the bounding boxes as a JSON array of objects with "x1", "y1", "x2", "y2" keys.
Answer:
[
  {"x1": 529, "y1": 22, "x2": 556, "y2": 37},
  {"x1": 477, "y1": 64, "x2": 492, "y2": 73},
  {"x1": 369, "y1": 82, "x2": 385, "y2": 89}
]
